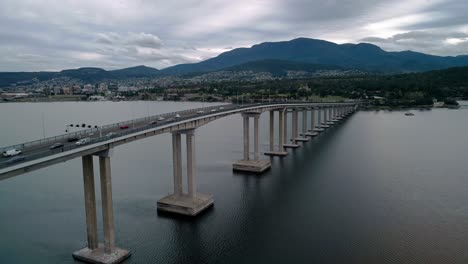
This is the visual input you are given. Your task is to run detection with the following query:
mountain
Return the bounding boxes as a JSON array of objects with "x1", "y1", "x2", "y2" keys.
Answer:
[
  {"x1": 221, "y1": 59, "x2": 344, "y2": 76},
  {"x1": 160, "y1": 38, "x2": 468, "y2": 75},
  {"x1": 109, "y1": 65, "x2": 160, "y2": 78},
  {"x1": 0, "y1": 65, "x2": 160, "y2": 87}
]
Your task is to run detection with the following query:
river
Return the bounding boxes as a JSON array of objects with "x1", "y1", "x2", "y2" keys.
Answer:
[{"x1": 0, "y1": 101, "x2": 467, "y2": 264}]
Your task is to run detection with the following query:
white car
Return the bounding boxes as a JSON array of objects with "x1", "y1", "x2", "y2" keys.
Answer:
[
  {"x1": 75, "y1": 138, "x2": 91, "y2": 146},
  {"x1": 197, "y1": 110, "x2": 204, "y2": 114},
  {"x1": 2, "y1": 148, "x2": 22, "y2": 157},
  {"x1": 211, "y1": 109, "x2": 217, "y2": 112},
  {"x1": 175, "y1": 114, "x2": 181, "y2": 118},
  {"x1": 157, "y1": 116, "x2": 165, "y2": 121}
]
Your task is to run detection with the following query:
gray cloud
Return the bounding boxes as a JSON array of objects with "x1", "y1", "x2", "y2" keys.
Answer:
[{"x1": 0, "y1": 0, "x2": 467, "y2": 71}]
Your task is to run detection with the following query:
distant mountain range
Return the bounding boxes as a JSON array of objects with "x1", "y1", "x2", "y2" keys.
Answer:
[
  {"x1": 2, "y1": 37, "x2": 468, "y2": 87},
  {"x1": 0, "y1": 65, "x2": 160, "y2": 87},
  {"x1": 161, "y1": 38, "x2": 468, "y2": 75}
]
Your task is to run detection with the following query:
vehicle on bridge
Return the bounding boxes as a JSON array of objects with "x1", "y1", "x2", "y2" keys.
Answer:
[
  {"x1": 120, "y1": 125, "x2": 129, "y2": 129},
  {"x1": 49, "y1": 143, "x2": 64, "y2": 150},
  {"x1": 106, "y1": 132, "x2": 117, "y2": 138},
  {"x1": 2, "y1": 149, "x2": 22, "y2": 157},
  {"x1": 67, "y1": 137, "x2": 79, "y2": 142},
  {"x1": 75, "y1": 138, "x2": 91, "y2": 146}
]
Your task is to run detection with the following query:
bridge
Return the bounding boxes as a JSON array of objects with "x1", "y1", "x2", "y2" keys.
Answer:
[{"x1": 0, "y1": 101, "x2": 357, "y2": 264}]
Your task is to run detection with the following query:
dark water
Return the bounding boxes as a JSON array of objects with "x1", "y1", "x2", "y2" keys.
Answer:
[{"x1": 1, "y1": 101, "x2": 468, "y2": 264}]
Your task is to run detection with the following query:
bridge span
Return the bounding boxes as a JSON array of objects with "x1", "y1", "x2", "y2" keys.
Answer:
[{"x1": 0, "y1": 101, "x2": 357, "y2": 264}]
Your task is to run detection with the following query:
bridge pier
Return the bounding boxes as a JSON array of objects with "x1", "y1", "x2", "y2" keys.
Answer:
[
  {"x1": 233, "y1": 113, "x2": 271, "y2": 173},
  {"x1": 321, "y1": 107, "x2": 330, "y2": 128},
  {"x1": 326, "y1": 107, "x2": 334, "y2": 125},
  {"x1": 265, "y1": 110, "x2": 288, "y2": 156},
  {"x1": 157, "y1": 129, "x2": 214, "y2": 216},
  {"x1": 296, "y1": 109, "x2": 309, "y2": 142},
  {"x1": 306, "y1": 108, "x2": 319, "y2": 137},
  {"x1": 284, "y1": 109, "x2": 300, "y2": 148},
  {"x1": 314, "y1": 108, "x2": 325, "y2": 132},
  {"x1": 73, "y1": 151, "x2": 130, "y2": 264}
]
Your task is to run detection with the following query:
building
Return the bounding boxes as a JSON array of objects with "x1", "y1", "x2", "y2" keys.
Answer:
[
  {"x1": 82, "y1": 84, "x2": 94, "y2": 93},
  {"x1": 98, "y1": 83, "x2": 108, "y2": 93},
  {"x1": 62, "y1": 87, "x2": 73, "y2": 95}
]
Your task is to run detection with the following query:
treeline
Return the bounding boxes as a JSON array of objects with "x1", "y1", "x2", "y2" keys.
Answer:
[{"x1": 152, "y1": 66, "x2": 468, "y2": 101}]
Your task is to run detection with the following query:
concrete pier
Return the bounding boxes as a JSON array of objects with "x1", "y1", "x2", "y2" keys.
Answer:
[
  {"x1": 73, "y1": 151, "x2": 130, "y2": 264},
  {"x1": 321, "y1": 108, "x2": 330, "y2": 128},
  {"x1": 158, "y1": 129, "x2": 214, "y2": 216},
  {"x1": 326, "y1": 108, "x2": 334, "y2": 125},
  {"x1": 306, "y1": 108, "x2": 319, "y2": 137},
  {"x1": 283, "y1": 109, "x2": 300, "y2": 148},
  {"x1": 314, "y1": 108, "x2": 325, "y2": 132},
  {"x1": 295, "y1": 109, "x2": 309, "y2": 142},
  {"x1": 264, "y1": 110, "x2": 288, "y2": 156},
  {"x1": 233, "y1": 113, "x2": 271, "y2": 172}
]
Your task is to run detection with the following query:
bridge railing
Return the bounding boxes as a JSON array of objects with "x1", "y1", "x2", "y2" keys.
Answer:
[{"x1": 0, "y1": 101, "x2": 356, "y2": 154}]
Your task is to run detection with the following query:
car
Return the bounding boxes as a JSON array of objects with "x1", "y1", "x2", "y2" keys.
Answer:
[
  {"x1": 67, "y1": 137, "x2": 79, "y2": 142},
  {"x1": 197, "y1": 110, "x2": 204, "y2": 114},
  {"x1": 211, "y1": 109, "x2": 217, "y2": 112},
  {"x1": 157, "y1": 116, "x2": 165, "y2": 121},
  {"x1": 120, "y1": 125, "x2": 129, "y2": 129},
  {"x1": 2, "y1": 148, "x2": 22, "y2": 157},
  {"x1": 148, "y1": 120, "x2": 158, "y2": 125},
  {"x1": 75, "y1": 138, "x2": 91, "y2": 146},
  {"x1": 219, "y1": 107, "x2": 224, "y2": 110},
  {"x1": 49, "y1": 143, "x2": 64, "y2": 150},
  {"x1": 7, "y1": 155, "x2": 25, "y2": 164},
  {"x1": 105, "y1": 132, "x2": 116, "y2": 137},
  {"x1": 175, "y1": 114, "x2": 181, "y2": 118}
]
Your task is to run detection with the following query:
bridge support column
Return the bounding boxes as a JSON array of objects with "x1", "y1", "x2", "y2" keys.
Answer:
[
  {"x1": 296, "y1": 109, "x2": 309, "y2": 142},
  {"x1": 336, "y1": 107, "x2": 343, "y2": 120},
  {"x1": 284, "y1": 109, "x2": 299, "y2": 148},
  {"x1": 269, "y1": 111, "x2": 274, "y2": 151},
  {"x1": 73, "y1": 151, "x2": 130, "y2": 264},
  {"x1": 322, "y1": 108, "x2": 330, "y2": 128},
  {"x1": 315, "y1": 108, "x2": 325, "y2": 132},
  {"x1": 265, "y1": 110, "x2": 288, "y2": 156},
  {"x1": 233, "y1": 112, "x2": 271, "y2": 173},
  {"x1": 327, "y1": 107, "x2": 334, "y2": 125},
  {"x1": 158, "y1": 129, "x2": 213, "y2": 216},
  {"x1": 306, "y1": 108, "x2": 319, "y2": 137}
]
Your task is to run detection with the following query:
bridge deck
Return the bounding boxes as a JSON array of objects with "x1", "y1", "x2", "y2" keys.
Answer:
[{"x1": 0, "y1": 102, "x2": 356, "y2": 180}]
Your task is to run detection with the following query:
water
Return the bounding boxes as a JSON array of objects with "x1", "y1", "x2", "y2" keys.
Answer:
[{"x1": 1, "y1": 101, "x2": 468, "y2": 264}]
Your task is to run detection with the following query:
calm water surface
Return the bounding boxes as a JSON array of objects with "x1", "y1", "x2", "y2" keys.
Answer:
[{"x1": 1, "y1": 101, "x2": 468, "y2": 264}]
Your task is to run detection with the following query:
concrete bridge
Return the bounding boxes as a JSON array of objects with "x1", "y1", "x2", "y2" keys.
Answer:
[{"x1": 0, "y1": 101, "x2": 357, "y2": 264}]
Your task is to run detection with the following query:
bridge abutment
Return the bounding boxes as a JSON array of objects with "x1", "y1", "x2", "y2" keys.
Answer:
[
  {"x1": 73, "y1": 151, "x2": 130, "y2": 264},
  {"x1": 157, "y1": 129, "x2": 214, "y2": 216}
]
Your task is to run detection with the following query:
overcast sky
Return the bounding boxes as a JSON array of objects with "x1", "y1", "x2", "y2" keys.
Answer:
[{"x1": 1, "y1": 0, "x2": 468, "y2": 71}]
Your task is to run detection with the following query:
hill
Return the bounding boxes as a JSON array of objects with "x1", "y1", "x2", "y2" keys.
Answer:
[
  {"x1": 160, "y1": 38, "x2": 468, "y2": 75},
  {"x1": 0, "y1": 65, "x2": 160, "y2": 87}
]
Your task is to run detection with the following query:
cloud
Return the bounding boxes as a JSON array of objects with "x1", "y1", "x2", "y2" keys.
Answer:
[
  {"x1": 361, "y1": 30, "x2": 468, "y2": 55},
  {"x1": 0, "y1": 0, "x2": 468, "y2": 71}
]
